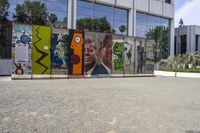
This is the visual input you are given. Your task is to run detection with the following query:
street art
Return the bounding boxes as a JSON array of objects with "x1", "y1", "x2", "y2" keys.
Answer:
[
  {"x1": 97, "y1": 33, "x2": 112, "y2": 76},
  {"x1": 32, "y1": 26, "x2": 51, "y2": 74},
  {"x1": 124, "y1": 37, "x2": 135, "y2": 74},
  {"x1": 51, "y1": 28, "x2": 69, "y2": 75},
  {"x1": 12, "y1": 24, "x2": 32, "y2": 75},
  {"x1": 144, "y1": 39, "x2": 155, "y2": 74},
  {"x1": 113, "y1": 41, "x2": 124, "y2": 71},
  {"x1": 11, "y1": 24, "x2": 155, "y2": 79},
  {"x1": 68, "y1": 29, "x2": 84, "y2": 75},
  {"x1": 84, "y1": 32, "x2": 112, "y2": 77},
  {"x1": 135, "y1": 39, "x2": 145, "y2": 74}
]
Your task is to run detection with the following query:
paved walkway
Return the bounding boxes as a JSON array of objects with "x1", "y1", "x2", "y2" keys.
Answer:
[{"x1": 0, "y1": 77, "x2": 200, "y2": 133}]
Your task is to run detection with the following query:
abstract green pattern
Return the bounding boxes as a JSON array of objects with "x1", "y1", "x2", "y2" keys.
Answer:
[
  {"x1": 113, "y1": 42, "x2": 124, "y2": 71},
  {"x1": 32, "y1": 26, "x2": 51, "y2": 74}
]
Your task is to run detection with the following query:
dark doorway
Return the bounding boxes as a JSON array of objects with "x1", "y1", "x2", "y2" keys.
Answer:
[
  {"x1": 180, "y1": 35, "x2": 187, "y2": 54},
  {"x1": 174, "y1": 36, "x2": 176, "y2": 55},
  {"x1": 196, "y1": 35, "x2": 199, "y2": 52}
]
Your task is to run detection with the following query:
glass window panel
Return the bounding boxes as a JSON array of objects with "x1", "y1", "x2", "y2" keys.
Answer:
[
  {"x1": 114, "y1": 14, "x2": 127, "y2": 22},
  {"x1": 136, "y1": 18, "x2": 146, "y2": 26},
  {"x1": 136, "y1": 12, "x2": 146, "y2": 20},
  {"x1": 46, "y1": 2, "x2": 66, "y2": 12},
  {"x1": 136, "y1": 25, "x2": 146, "y2": 32},
  {"x1": 114, "y1": 21, "x2": 127, "y2": 28},
  {"x1": 147, "y1": 21, "x2": 160, "y2": 27},
  {"x1": 78, "y1": 7, "x2": 94, "y2": 17},
  {"x1": 136, "y1": 30, "x2": 146, "y2": 38},
  {"x1": 94, "y1": 3, "x2": 113, "y2": 14},
  {"x1": 46, "y1": 0, "x2": 67, "y2": 4},
  {"x1": 114, "y1": 8, "x2": 127, "y2": 15},
  {"x1": 147, "y1": 15, "x2": 160, "y2": 22},
  {"x1": 136, "y1": 12, "x2": 170, "y2": 38},
  {"x1": 94, "y1": 10, "x2": 113, "y2": 20},
  {"x1": 76, "y1": 1, "x2": 128, "y2": 35},
  {"x1": 114, "y1": 27, "x2": 127, "y2": 35},
  {"x1": 77, "y1": 0, "x2": 93, "y2": 9}
]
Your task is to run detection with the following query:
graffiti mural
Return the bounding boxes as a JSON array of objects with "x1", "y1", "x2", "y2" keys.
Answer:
[
  {"x1": 124, "y1": 37, "x2": 135, "y2": 75},
  {"x1": 32, "y1": 26, "x2": 51, "y2": 74},
  {"x1": 51, "y1": 28, "x2": 69, "y2": 75},
  {"x1": 144, "y1": 39, "x2": 155, "y2": 74},
  {"x1": 84, "y1": 32, "x2": 112, "y2": 77},
  {"x1": 112, "y1": 40, "x2": 124, "y2": 72},
  {"x1": 11, "y1": 23, "x2": 156, "y2": 79},
  {"x1": 12, "y1": 24, "x2": 32, "y2": 75},
  {"x1": 68, "y1": 29, "x2": 84, "y2": 76},
  {"x1": 135, "y1": 38, "x2": 145, "y2": 74},
  {"x1": 97, "y1": 33, "x2": 112, "y2": 76}
]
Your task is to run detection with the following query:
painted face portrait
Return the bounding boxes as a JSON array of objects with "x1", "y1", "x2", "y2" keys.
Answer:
[
  {"x1": 84, "y1": 37, "x2": 97, "y2": 72},
  {"x1": 101, "y1": 35, "x2": 112, "y2": 69}
]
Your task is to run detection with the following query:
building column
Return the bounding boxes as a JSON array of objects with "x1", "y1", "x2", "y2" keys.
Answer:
[
  {"x1": 191, "y1": 26, "x2": 196, "y2": 53},
  {"x1": 128, "y1": 8, "x2": 134, "y2": 36},
  {"x1": 187, "y1": 26, "x2": 191, "y2": 53},
  {"x1": 67, "y1": 0, "x2": 72, "y2": 29},
  {"x1": 67, "y1": 0, "x2": 77, "y2": 29},
  {"x1": 170, "y1": 19, "x2": 175, "y2": 56},
  {"x1": 198, "y1": 35, "x2": 200, "y2": 52},
  {"x1": 132, "y1": 0, "x2": 136, "y2": 37}
]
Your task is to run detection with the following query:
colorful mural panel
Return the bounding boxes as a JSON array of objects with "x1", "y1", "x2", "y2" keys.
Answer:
[
  {"x1": 12, "y1": 24, "x2": 32, "y2": 75},
  {"x1": 124, "y1": 37, "x2": 135, "y2": 75},
  {"x1": 135, "y1": 38, "x2": 145, "y2": 74},
  {"x1": 51, "y1": 28, "x2": 69, "y2": 75},
  {"x1": 32, "y1": 26, "x2": 51, "y2": 74},
  {"x1": 112, "y1": 40, "x2": 124, "y2": 72},
  {"x1": 68, "y1": 29, "x2": 84, "y2": 75},
  {"x1": 144, "y1": 39, "x2": 155, "y2": 74},
  {"x1": 11, "y1": 23, "x2": 155, "y2": 79},
  {"x1": 84, "y1": 32, "x2": 112, "y2": 77}
]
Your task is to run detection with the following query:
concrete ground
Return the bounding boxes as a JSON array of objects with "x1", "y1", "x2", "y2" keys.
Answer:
[{"x1": 0, "y1": 76, "x2": 200, "y2": 133}]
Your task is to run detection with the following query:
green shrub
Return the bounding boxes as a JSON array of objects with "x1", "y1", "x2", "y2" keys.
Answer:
[
  {"x1": 160, "y1": 68, "x2": 200, "y2": 73},
  {"x1": 156, "y1": 53, "x2": 200, "y2": 70}
]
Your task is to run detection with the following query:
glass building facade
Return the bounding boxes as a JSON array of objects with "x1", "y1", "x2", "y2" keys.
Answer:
[
  {"x1": 77, "y1": 0, "x2": 128, "y2": 35},
  {"x1": 136, "y1": 12, "x2": 169, "y2": 38},
  {"x1": 8, "y1": 0, "x2": 68, "y2": 24}
]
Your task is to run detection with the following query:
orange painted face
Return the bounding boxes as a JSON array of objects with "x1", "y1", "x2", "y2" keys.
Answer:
[{"x1": 70, "y1": 32, "x2": 83, "y2": 75}]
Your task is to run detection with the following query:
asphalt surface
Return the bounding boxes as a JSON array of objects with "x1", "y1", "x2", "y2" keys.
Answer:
[{"x1": 0, "y1": 76, "x2": 200, "y2": 133}]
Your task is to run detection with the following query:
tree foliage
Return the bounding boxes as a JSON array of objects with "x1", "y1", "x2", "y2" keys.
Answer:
[
  {"x1": 146, "y1": 26, "x2": 169, "y2": 62},
  {"x1": 48, "y1": 13, "x2": 57, "y2": 26},
  {"x1": 157, "y1": 53, "x2": 200, "y2": 69},
  {"x1": 76, "y1": 17, "x2": 111, "y2": 33},
  {"x1": 119, "y1": 25, "x2": 127, "y2": 35},
  {"x1": 0, "y1": 0, "x2": 10, "y2": 49},
  {"x1": 14, "y1": 1, "x2": 48, "y2": 25}
]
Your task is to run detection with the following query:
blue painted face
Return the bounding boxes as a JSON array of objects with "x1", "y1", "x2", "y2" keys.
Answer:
[{"x1": 20, "y1": 35, "x2": 31, "y2": 44}]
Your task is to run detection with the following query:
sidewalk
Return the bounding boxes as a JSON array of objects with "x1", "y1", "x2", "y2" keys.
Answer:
[{"x1": 0, "y1": 77, "x2": 200, "y2": 133}]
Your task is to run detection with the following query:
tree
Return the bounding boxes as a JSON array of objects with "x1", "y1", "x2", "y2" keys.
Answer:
[
  {"x1": 179, "y1": 18, "x2": 184, "y2": 27},
  {"x1": 14, "y1": 1, "x2": 48, "y2": 25},
  {"x1": 0, "y1": 0, "x2": 10, "y2": 50},
  {"x1": 111, "y1": 28, "x2": 116, "y2": 34},
  {"x1": 48, "y1": 13, "x2": 57, "y2": 27},
  {"x1": 119, "y1": 25, "x2": 127, "y2": 35},
  {"x1": 76, "y1": 16, "x2": 111, "y2": 33},
  {"x1": 146, "y1": 26, "x2": 169, "y2": 62}
]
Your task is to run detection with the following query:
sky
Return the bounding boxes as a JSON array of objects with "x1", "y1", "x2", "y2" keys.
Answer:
[{"x1": 175, "y1": 0, "x2": 200, "y2": 27}]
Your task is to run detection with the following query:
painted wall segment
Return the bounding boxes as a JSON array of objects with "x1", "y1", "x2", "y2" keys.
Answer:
[
  {"x1": 32, "y1": 26, "x2": 51, "y2": 74},
  {"x1": 68, "y1": 29, "x2": 84, "y2": 75},
  {"x1": 12, "y1": 24, "x2": 32, "y2": 75}
]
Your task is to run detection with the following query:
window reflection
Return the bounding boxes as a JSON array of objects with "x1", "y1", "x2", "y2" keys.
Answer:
[
  {"x1": 8, "y1": 0, "x2": 68, "y2": 27},
  {"x1": 136, "y1": 12, "x2": 169, "y2": 38},
  {"x1": 77, "y1": 0, "x2": 128, "y2": 35}
]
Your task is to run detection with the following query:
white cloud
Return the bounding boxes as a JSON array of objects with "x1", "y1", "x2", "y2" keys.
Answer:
[{"x1": 175, "y1": 0, "x2": 200, "y2": 27}]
